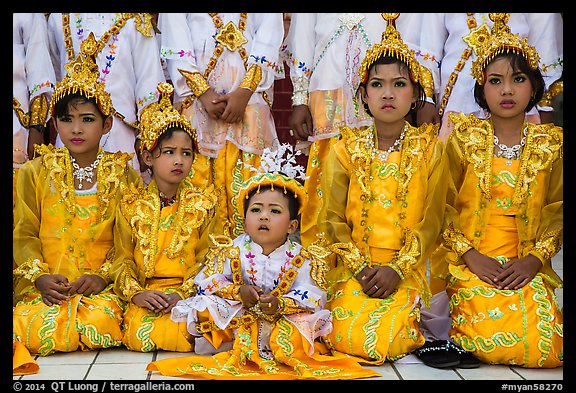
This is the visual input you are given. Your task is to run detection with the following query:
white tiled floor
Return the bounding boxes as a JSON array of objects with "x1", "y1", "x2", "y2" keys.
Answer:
[{"x1": 14, "y1": 249, "x2": 563, "y2": 381}]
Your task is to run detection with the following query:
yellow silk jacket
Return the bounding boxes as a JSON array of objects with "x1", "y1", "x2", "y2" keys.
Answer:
[
  {"x1": 437, "y1": 113, "x2": 563, "y2": 289},
  {"x1": 13, "y1": 145, "x2": 142, "y2": 298},
  {"x1": 318, "y1": 122, "x2": 448, "y2": 306},
  {"x1": 110, "y1": 177, "x2": 219, "y2": 302}
]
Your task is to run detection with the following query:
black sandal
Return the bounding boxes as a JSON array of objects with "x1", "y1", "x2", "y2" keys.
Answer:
[
  {"x1": 414, "y1": 340, "x2": 460, "y2": 369},
  {"x1": 448, "y1": 341, "x2": 481, "y2": 369}
]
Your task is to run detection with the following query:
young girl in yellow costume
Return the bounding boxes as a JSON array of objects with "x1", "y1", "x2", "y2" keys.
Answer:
[
  {"x1": 109, "y1": 82, "x2": 219, "y2": 352},
  {"x1": 431, "y1": 13, "x2": 563, "y2": 368},
  {"x1": 146, "y1": 144, "x2": 380, "y2": 379},
  {"x1": 13, "y1": 33, "x2": 142, "y2": 368},
  {"x1": 317, "y1": 13, "x2": 448, "y2": 364}
]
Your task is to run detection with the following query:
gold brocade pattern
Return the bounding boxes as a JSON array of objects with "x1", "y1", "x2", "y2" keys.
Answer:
[
  {"x1": 120, "y1": 182, "x2": 218, "y2": 279},
  {"x1": 539, "y1": 80, "x2": 563, "y2": 108},
  {"x1": 470, "y1": 13, "x2": 540, "y2": 85},
  {"x1": 300, "y1": 235, "x2": 332, "y2": 290},
  {"x1": 50, "y1": 31, "x2": 113, "y2": 117},
  {"x1": 326, "y1": 242, "x2": 367, "y2": 276},
  {"x1": 123, "y1": 13, "x2": 154, "y2": 38},
  {"x1": 179, "y1": 70, "x2": 211, "y2": 97},
  {"x1": 214, "y1": 20, "x2": 248, "y2": 52},
  {"x1": 239, "y1": 64, "x2": 263, "y2": 92},
  {"x1": 438, "y1": 13, "x2": 479, "y2": 117},
  {"x1": 443, "y1": 222, "x2": 474, "y2": 259},
  {"x1": 13, "y1": 97, "x2": 30, "y2": 128},
  {"x1": 138, "y1": 82, "x2": 197, "y2": 153},
  {"x1": 29, "y1": 94, "x2": 49, "y2": 127},
  {"x1": 532, "y1": 229, "x2": 563, "y2": 264},
  {"x1": 358, "y1": 13, "x2": 423, "y2": 84},
  {"x1": 13, "y1": 258, "x2": 49, "y2": 284},
  {"x1": 36, "y1": 145, "x2": 134, "y2": 222},
  {"x1": 341, "y1": 122, "x2": 434, "y2": 203},
  {"x1": 450, "y1": 113, "x2": 563, "y2": 206},
  {"x1": 390, "y1": 230, "x2": 419, "y2": 279}
]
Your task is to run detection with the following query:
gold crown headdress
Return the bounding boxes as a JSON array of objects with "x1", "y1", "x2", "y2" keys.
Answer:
[
  {"x1": 235, "y1": 143, "x2": 309, "y2": 215},
  {"x1": 470, "y1": 13, "x2": 540, "y2": 85},
  {"x1": 358, "y1": 13, "x2": 423, "y2": 84},
  {"x1": 138, "y1": 82, "x2": 197, "y2": 152},
  {"x1": 49, "y1": 32, "x2": 113, "y2": 117}
]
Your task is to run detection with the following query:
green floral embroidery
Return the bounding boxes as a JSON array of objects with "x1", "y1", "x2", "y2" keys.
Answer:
[
  {"x1": 496, "y1": 198, "x2": 513, "y2": 210},
  {"x1": 488, "y1": 307, "x2": 504, "y2": 320}
]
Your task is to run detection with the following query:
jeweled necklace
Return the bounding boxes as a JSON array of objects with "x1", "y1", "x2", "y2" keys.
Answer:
[
  {"x1": 159, "y1": 191, "x2": 177, "y2": 208},
  {"x1": 71, "y1": 153, "x2": 103, "y2": 189},
  {"x1": 494, "y1": 124, "x2": 528, "y2": 165},
  {"x1": 368, "y1": 123, "x2": 407, "y2": 162}
]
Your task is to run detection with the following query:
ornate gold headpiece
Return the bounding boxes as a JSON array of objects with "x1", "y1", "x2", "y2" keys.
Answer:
[
  {"x1": 470, "y1": 13, "x2": 540, "y2": 85},
  {"x1": 358, "y1": 13, "x2": 423, "y2": 84},
  {"x1": 235, "y1": 144, "x2": 309, "y2": 215},
  {"x1": 138, "y1": 82, "x2": 197, "y2": 152},
  {"x1": 49, "y1": 32, "x2": 113, "y2": 116}
]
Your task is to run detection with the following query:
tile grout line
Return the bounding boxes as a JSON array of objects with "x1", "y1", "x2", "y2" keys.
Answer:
[
  {"x1": 389, "y1": 362, "x2": 403, "y2": 380},
  {"x1": 83, "y1": 349, "x2": 102, "y2": 380},
  {"x1": 146, "y1": 350, "x2": 158, "y2": 380}
]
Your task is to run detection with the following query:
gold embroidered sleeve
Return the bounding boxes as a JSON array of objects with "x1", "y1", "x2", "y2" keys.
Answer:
[
  {"x1": 239, "y1": 64, "x2": 263, "y2": 92},
  {"x1": 530, "y1": 229, "x2": 563, "y2": 265},
  {"x1": 214, "y1": 284, "x2": 242, "y2": 301},
  {"x1": 118, "y1": 263, "x2": 146, "y2": 301},
  {"x1": 93, "y1": 261, "x2": 112, "y2": 284},
  {"x1": 13, "y1": 97, "x2": 30, "y2": 128},
  {"x1": 29, "y1": 94, "x2": 49, "y2": 127},
  {"x1": 277, "y1": 296, "x2": 307, "y2": 316},
  {"x1": 538, "y1": 80, "x2": 563, "y2": 108},
  {"x1": 386, "y1": 230, "x2": 420, "y2": 280},
  {"x1": 177, "y1": 277, "x2": 196, "y2": 299},
  {"x1": 300, "y1": 234, "x2": 331, "y2": 290},
  {"x1": 419, "y1": 65, "x2": 435, "y2": 101},
  {"x1": 13, "y1": 258, "x2": 49, "y2": 284},
  {"x1": 327, "y1": 242, "x2": 368, "y2": 276},
  {"x1": 129, "y1": 13, "x2": 154, "y2": 37},
  {"x1": 91, "y1": 247, "x2": 116, "y2": 284},
  {"x1": 442, "y1": 222, "x2": 474, "y2": 260},
  {"x1": 179, "y1": 69, "x2": 210, "y2": 97},
  {"x1": 203, "y1": 234, "x2": 235, "y2": 277}
]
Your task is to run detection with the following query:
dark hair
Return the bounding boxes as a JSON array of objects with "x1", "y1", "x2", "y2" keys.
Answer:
[
  {"x1": 53, "y1": 93, "x2": 107, "y2": 119},
  {"x1": 358, "y1": 56, "x2": 426, "y2": 117},
  {"x1": 244, "y1": 184, "x2": 300, "y2": 220},
  {"x1": 473, "y1": 53, "x2": 545, "y2": 113},
  {"x1": 148, "y1": 127, "x2": 195, "y2": 158}
]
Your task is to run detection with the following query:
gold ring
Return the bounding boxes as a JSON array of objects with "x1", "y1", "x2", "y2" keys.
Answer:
[
  {"x1": 268, "y1": 302, "x2": 272, "y2": 308},
  {"x1": 374, "y1": 285, "x2": 378, "y2": 290}
]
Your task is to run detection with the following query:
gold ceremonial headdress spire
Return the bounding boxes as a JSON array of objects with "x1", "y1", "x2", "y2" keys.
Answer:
[
  {"x1": 358, "y1": 13, "x2": 423, "y2": 84},
  {"x1": 138, "y1": 82, "x2": 197, "y2": 152},
  {"x1": 49, "y1": 32, "x2": 113, "y2": 117},
  {"x1": 470, "y1": 13, "x2": 540, "y2": 85},
  {"x1": 235, "y1": 143, "x2": 309, "y2": 215}
]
